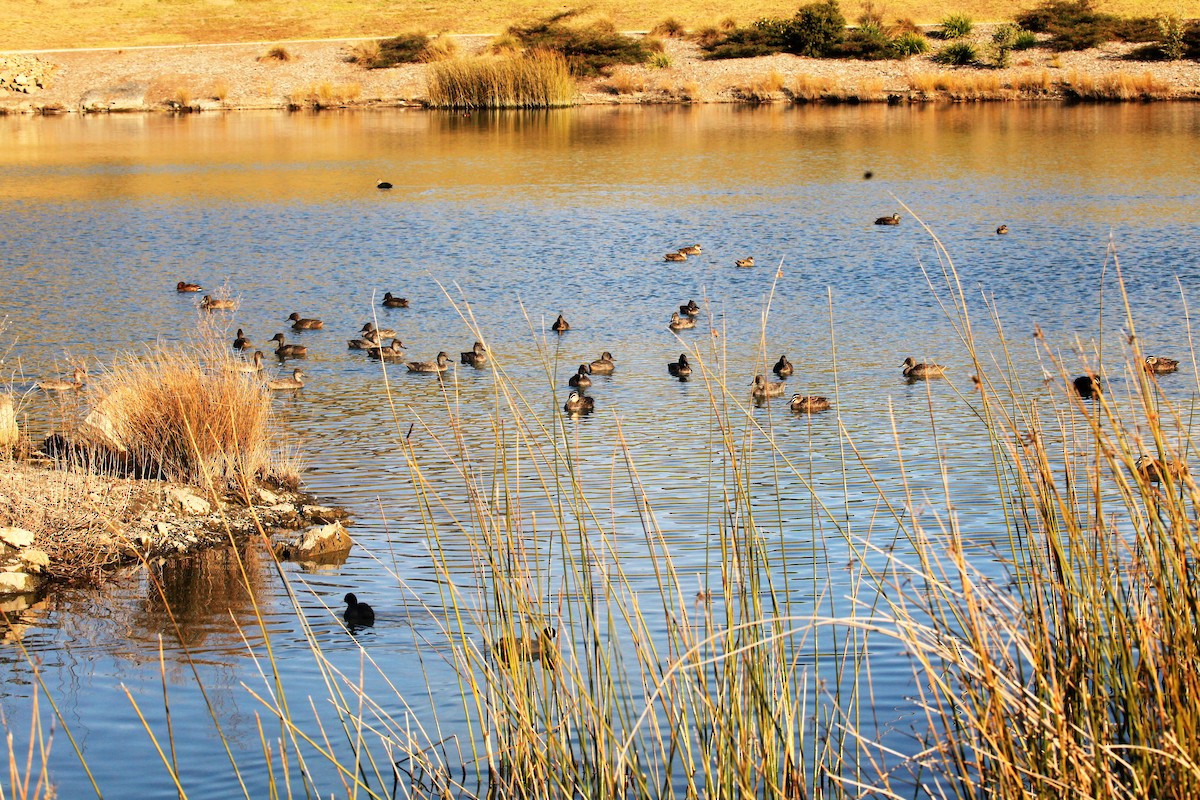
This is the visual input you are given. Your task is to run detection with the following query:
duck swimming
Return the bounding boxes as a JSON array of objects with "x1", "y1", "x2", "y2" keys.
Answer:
[
  {"x1": 343, "y1": 592, "x2": 376, "y2": 626},
  {"x1": 347, "y1": 329, "x2": 382, "y2": 350},
  {"x1": 494, "y1": 626, "x2": 557, "y2": 667},
  {"x1": 551, "y1": 314, "x2": 570, "y2": 333},
  {"x1": 772, "y1": 355, "x2": 793, "y2": 378},
  {"x1": 789, "y1": 394, "x2": 831, "y2": 413},
  {"x1": 668, "y1": 312, "x2": 696, "y2": 331},
  {"x1": 589, "y1": 351, "x2": 615, "y2": 375},
  {"x1": 996, "y1": 225, "x2": 1009, "y2": 235},
  {"x1": 176, "y1": 281, "x2": 201, "y2": 293},
  {"x1": 1073, "y1": 374, "x2": 1100, "y2": 399},
  {"x1": 406, "y1": 352, "x2": 451, "y2": 373},
  {"x1": 568, "y1": 364, "x2": 592, "y2": 389},
  {"x1": 678, "y1": 244, "x2": 702, "y2": 255},
  {"x1": 270, "y1": 333, "x2": 307, "y2": 358},
  {"x1": 664, "y1": 251, "x2": 688, "y2": 262},
  {"x1": 461, "y1": 341, "x2": 488, "y2": 367},
  {"x1": 376, "y1": 180, "x2": 393, "y2": 190},
  {"x1": 367, "y1": 339, "x2": 406, "y2": 360},
  {"x1": 225, "y1": 350, "x2": 265, "y2": 373},
  {"x1": 667, "y1": 353, "x2": 692, "y2": 379},
  {"x1": 232, "y1": 329, "x2": 251, "y2": 351},
  {"x1": 267, "y1": 368, "x2": 306, "y2": 391},
  {"x1": 1144, "y1": 356, "x2": 1179, "y2": 374},
  {"x1": 37, "y1": 366, "x2": 85, "y2": 392},
  {"x1": 288, "y1": 312, "x2": 323, "y2": 330},
  {"x1": 382, "y1": 292, "x2": 409, "y2": 308},
  {"x1": 752, "y1": 374, "x2": 787, "y2": 399},
  {"x1": 734, "y1": 257, "x2": 755, "y2": 268},
  {"x1": 1135, "y1": 455, "x2": 1188, "y2": 484},
  {"x1": 564, "y1": 391, "x2": 595, "y2": 415},
  {"x1": 361, "y1": 322, "x2": 396, "y2": 339},
  {"x1": 200, "y1": 295, "x2": 235, "y2": 310},
  {"x1": 875, "y1": 213, "x2": 901, "y2": 226},
  {"x1": 679, "y1": 300, "x2": 700, "y2": 317},
  {"x1": 902, "y1": 357, "x2": 946, "y2": 379}
]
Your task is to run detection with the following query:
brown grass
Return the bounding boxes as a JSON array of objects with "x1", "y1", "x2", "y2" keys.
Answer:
[
  {"x1": 209, "y1": 78, "x2": 229, "y2": 101},
  {"x1": 734, "y1": 69, "x2": 785, "y2": 101},
  {"x1": 292, "y1": 81, "x2": 362, "y2": 107},
  {"x1": 606, "y1": 68, "x2": 647, "y2": 94},
  {"x1": 789, "y1": 73, "x2": 836, "y2": 100},
  {"x1": 1011, "y1": 68, "x2": 1054, "y2": 91},
  {"x1": 10, "y1": 0, "x2": 1200, "y2": 49},
  {"x1": 258, "y1": 45, "x2": 293, "y2": 62},
  {"x1": 1066, "y1": 68, "x2": 1172, "y2": 99},
  {"x1": 419, "y1": 34, "x2": 459, "y2": 62},
  {"x1": 345, "y1": 39, "x2": 381, "y2": 66}
]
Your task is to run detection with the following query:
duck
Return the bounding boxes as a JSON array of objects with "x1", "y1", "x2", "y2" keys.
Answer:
[
  {"x1": 232, "y1": 329, "x2": 251, "y2": 351},
  {"x1": 460, "y1": 341, "x2": 488, "y2": 367},
  {"x1": 176, "y1": 281, "x2": 202, "y2": 292},
  {"x1": 225, "y1": 350, "x2": 265, "y2": 373},
  {"x1": 493, "y1": 626, "x2": 557, "y2": 667},
  {"x1": 1073, "y1": 374, "x2": 1100, "y2": 399},
  {"x1": 772, "y1": 355, "x2": 794, "y2": 378},
  {"x1": 347, "y1": 329, "x2": 382, "y2": 350},
  {"x1": 667, "y1": 353, "x2": 692, "y2": 379},
  {"x1": 734, "y1": 257, "x2": 755, "y2": 268},
  {"x1": 664, "y1": 251, "x2": 688, "y2": 262},
  {"x1": 288, "y1": 312, "x2": 324, "y2": 330},
  {"x1": 875, "y1": 213, "x2": 901, "y2": 226},
  {"x1": 270, "y1": 333, "x2": 307, "y2": 358},
  {"x1": 376, "y1": 180, "x2": 393, "y2": 190},
  {"x1": 996, "y1": 225, "x2": 1009, "y2": 235},
  {"x1": 790, "y1": 394, "x2": 831, "y2": 413},
  {"x1": 902, "y1": 357, "x2": 947, "y2": 379},
  {"x1": 589, "y1": 351, "x2": 615, "y2": 375},
  {"x1": 564, "y1": 391, "x2": 595, "y2": 415},
  {"x1": 551, "y1": 314, "x2": 570, "y2": 333},
  {"x1": 668, "y1": 312, "x2": 696, "y2": 331},
  {"x1": 367, "y1": 339, "x2": 406, "y2": 360},
  {"x1": 343, "y1": 592, "x2": 376, "y2": 626},
  {"x1": 406, "y1": 352, "x2": 452, "y2": 373},
  {"x1": 1135, "y1": 455, "x2": 1188, "y2": 484},
  {"x1": 37, "y1": 366, "x2": 85, "y2": 392},
  {"x1": 382, "y1": 292, "x2": 409, "y2": 308},
  {"x1": 678, "y1": 244, "x2": 702, "y2": 255},
  {"x1": 200, "y1": 295, "x2": 235, "y2": 310},
  {"x1": 267, "y1": 368, "x2": 306, "y2": 391},
  {"x1": 1144, "y1": 356, "x2": 1179, "y2": 374},
  {"x1": 680, "y1": 300, "x2": 700, "y2": 317},
  {"x1": 360, "y1": 321, "x2": 396, "y2": 339},
  {"x1": 752, "y1": 374, "x2": 787, "y2": 399},
  {"x1": 568, "y1": 364, "x2": 592, "y2": 389}
]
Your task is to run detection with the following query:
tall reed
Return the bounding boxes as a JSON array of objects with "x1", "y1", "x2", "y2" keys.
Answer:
[{"x1": 426, "y1": 51, "x2": 576, "y2": 109}]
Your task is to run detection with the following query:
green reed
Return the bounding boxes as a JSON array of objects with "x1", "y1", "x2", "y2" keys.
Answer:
[{"x1": 426, "y1": 51, "x2": 576, "y2": 109}]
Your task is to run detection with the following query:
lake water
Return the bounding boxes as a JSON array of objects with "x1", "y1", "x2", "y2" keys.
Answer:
[{"x1": 2, "y1": 103, "x2": 1199, "y2": 798}]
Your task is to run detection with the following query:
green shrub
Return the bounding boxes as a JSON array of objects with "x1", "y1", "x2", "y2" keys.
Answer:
[
  {"x1": 891, "y1": 30, "x2": 930, "y2": 56},
  {"x1": 833, "y1": 21, "x2": 894, "y2": 59},
  {"x1": 1015, "y1": 0, "x2": 1157, "y2": 51},
  {"x1": 939, "y1": 14, "x2": 974, "y2": 39},
  {"x1": 702, "y1": 25, "x2": 784, "y2": 58},
  {"x1": 934, "y1": 40, "x2": 978, "y2": 64},
  {"x1": 1013, "y1": 29, "x2": 1040, "y2": 49},
  {"x1": 649, "y1": 51, "x2": 672, "y2": 68},
  {"x1": 505, "y1": 11, "x2": 652, "y2": 76},
  {"x1": 786, "y1": 0, "x2": 847, "y2": 56},
  {"x1": 370, "y1": 33, "x2": 430, "y2": 67}
]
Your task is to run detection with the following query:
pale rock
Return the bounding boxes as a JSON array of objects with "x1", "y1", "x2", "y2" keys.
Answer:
[
  {"x1": 302, "y1": 505, "x2": 350, "y2": 523},
  {"x1": 18, "y1": 549, "x2": 49, "y2": 572},
  {"x1": 0, "y1": 528, "x2": 35, "y2": 549},
  {"x1": 256, "y1": 487, "x2": 283, "y2": 506},
  {"x1": 274, "y1": 522, "x2": 352, "y2": 561},
  {"x1": 0, "y1": 572, "x2": 41, "y2": 595},
  {"x1": 167, "y1": 487, "x2": 211, "y2": 516},
  {"x1": 154, "y1": 522, "x2": 171, "y2": 537}
]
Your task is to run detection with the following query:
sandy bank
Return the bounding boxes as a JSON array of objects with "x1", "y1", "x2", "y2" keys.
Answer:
[{"x1": 3, "y1": 30, "x2": 1200, "y2": 113}]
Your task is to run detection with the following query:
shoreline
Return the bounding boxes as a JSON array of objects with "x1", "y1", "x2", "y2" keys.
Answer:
[{"x1": 3, "y1": 29, "x2": 1200, "y2": 114}]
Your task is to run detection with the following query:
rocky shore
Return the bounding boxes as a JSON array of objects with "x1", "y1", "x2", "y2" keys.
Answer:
[{"x1": 2, "y1": 28, "x2": 1200, "y2": 114}]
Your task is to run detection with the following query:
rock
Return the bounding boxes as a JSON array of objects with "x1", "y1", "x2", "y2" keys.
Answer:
[
  {"x1": 302, "y1": 505, "x2": 351, "y2": 524},
  {"x1": 79, "y1": 81, "x2": 151, "y2": 112},
  {"x1": 18, "y1": 549, "x2": 49, "y2": 572},
  {"x1": 0, "y1": 528, "x2": 35, "y2": 549},
  {"x1": 274, "y1": 522, "x2": 352, "y2": 561},
  {"x1": 154, "y1": 522, "x2": 171, "y2": 538},
  {"x1": 166, "y1": 487, "x2": 211, "y2": 516},
  {"x1": 0, "y1": 394, "x2": 17, "y2": 450},
  {"x1": 0, "y1": 572, "x2": 42, "y2": 596},
  {"x1": 256, "y1": 487, "x2": 283, "y2": 506}
]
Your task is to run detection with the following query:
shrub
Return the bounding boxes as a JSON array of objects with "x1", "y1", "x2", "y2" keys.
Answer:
[
  {"x1": 649, "y1": 52, "x2": 672, "y2": 68},
  {"x1": 258, "y1": 46, "x2": 292, "y2": 62},
  {"x1": 934, "y1": 41, "x2": 978, "y2": 64},
  {"x1": 833, "y1": 21, "x2": 895, "y2": 59},
  {"x1": 345, "y1": 40, "x2": 381, "y2": 66},
  {"x1": 420, "y1": 34, "x2": 459, "y2": 62},
  {"x1": 702, "y1": 25, "x2": 784, "y2": 59},
  {"x1": 939, "y1": 14, "x2": 974, "y2": 39},
  {"x1": 1015, "y1": 0, "x2": 1157, "y2": 51},
  {"x1": 1013, "y1": 29, "x2": 1040, "y2": 49},
  {"x1": 505, "y1": 11, "x2": 652, "y2": 76},
  {"x1": 891, "y1": 30, "x2": 929, "y2": 56},
  {"x1": 371, "y1": 33, "x2": 430, "y2": 67},
  {"x1": 650, "y1": 17, "x2": 686, "y2": 37},
  {"x1": 1157, "y1": 15, "x2": 1186, "y2": 59},
  {"x1": 786, "y1": 0, "x2": 847, "y2": 57}
]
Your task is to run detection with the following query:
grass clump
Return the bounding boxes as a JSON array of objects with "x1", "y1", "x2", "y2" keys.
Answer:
[
  {"x1": 344, "y1": 39, "x2": 380, "y2": 66},
  {"x1": 1015, "y1": 0, "x2": 1159, "y2": 51},
  {"x1": 426, "y1": 51, "x2": 575, "y2": 108},
  {"x1": 257, "y1": 45, "x2": 291, "y2": 62},
  {"x1": 938, "y1": 13, "x2": 973, "y2": 38},
  {"x1": 363, "y1": 32, "x2": 458, "y2": 68},
  {"x1": 504, "y1": 10, "x2": 652, "y2": 76},
  {"x1": 934, "y1": 40, "x2": 978, "y2": 64},
  {"x1": 891, "y1": 30, "x2": 930, "y2": 56},
  {"x1": 703, "y1": 0, "x2": 846, "y2": 59},
  {"x1": 649, "y1": 17, "x2": 686, "y2": 37}
]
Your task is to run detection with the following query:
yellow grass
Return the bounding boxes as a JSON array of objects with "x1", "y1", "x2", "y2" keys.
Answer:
[{"x1": 8, "y1": 0, "x2": 1198, "y2": 50}]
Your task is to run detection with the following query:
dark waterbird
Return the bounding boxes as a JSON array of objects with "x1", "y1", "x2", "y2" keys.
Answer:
[
  {"x1": 667, "y1": 353, "x2": 691, "y2": 379},
  {"x1": 875, "y1": 213, "x2": 900, "y2": 226},
  {"x1": 176, "y1": 281, "x2": 201, "y2": 292},
  {"x1": 376, "y1": 180, "x2": 393, "y2": 190},
  {"x1": 382, "y1": 292, "x2": 409, "y2": 308},
  {"x1": 551, "y1": 314, "x2": 570, "y2": 333},
  {"x1": 494, "y1": 627, "x2": 557, "y2": 667},
  {"x1": 568, "y1": 364, "x2": 592, "y2": 389},
  {"x1": 773, "y1": 355, "x2": 793, "y2": 378},
  {"x1": 589, "y1": 351, "x2": 615, "y2": 375},
  {"x1": 343, "y1": 593, "x2": 375, "y2": 626},
  {"x1": 1074, "y1": 374, "x2": 1101, "y2": 399},
  {"x1": 564, "y1": 391, "x2": 594, "y2": 415}
]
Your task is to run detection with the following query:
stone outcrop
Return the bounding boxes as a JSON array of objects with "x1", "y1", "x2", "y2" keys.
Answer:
[
  {"x1": 0, "y1": 527, "x2": 47, "y2": 597},
  {"x1": 0, "y1": 55, "x2": 55, "y2": 94},
  {"x1": 273, "y1": 522, "x2": 353, "y2": 561}
]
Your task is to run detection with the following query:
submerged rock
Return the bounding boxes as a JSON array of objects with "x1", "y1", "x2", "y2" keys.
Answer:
[{"x1": 273, "y1": 522, "x2": 353, "y2": 561}]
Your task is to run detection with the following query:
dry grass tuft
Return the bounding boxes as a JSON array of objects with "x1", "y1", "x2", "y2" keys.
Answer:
[
  {"x1": 258, "y1": 45, "x2": 292, "y2": 62},
  {"x1": 606, "y1": 68, "x2": 646, "y2": 94},
  {"x1": 209, "y1": 78, "x2": 229, "y2": 102},
  {"x1": 735, "y1": 69, "x2": 785, "y2": 101},
  {"x1": 419, "y1": 34, "x2": 459, "y2": 62},
  {"x1": 1011, "y1": 68, "x2": 1054, "y2": 92},
  {"x1": 789, "y1": 73, "x2": 835, "y2": 100},
  {"x1": 1066, "y1": 68, "x2": 1172, "y2": 99},
  {"x1": 345, "y1": 39, "x2": 381, "y2": 66},
  {"x1": 426, "y1": 51, "x2": 576, "y2": 108}
]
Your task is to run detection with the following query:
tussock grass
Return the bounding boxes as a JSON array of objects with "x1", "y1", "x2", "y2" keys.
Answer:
[
  {"x1": 789, "y1": 73, "x2": 836, "y2": 99},
  {"x1": 88, "y1": 340, "x2": 275, "y2": 487},
  {"x1": 257, "y1": 45, "x2": 292, "y2": 62},
  {"x1": 649, "y1": 16, "x2": 686, "y2": 36},
  {"x1": 504, "y1": 10, "x2": 653, "y2": 76},
  {"x1": 734, "y1": 69, "x2": 786, "y2": 101},
  {"x1": 343, "y1": 39, "x2": 380, "y2": 66},
  {"x1": 292, "y1": 81, "x2": 362, "y2": 107},
  {"x1": 1065, "y1": 68, "x2": 1172, "y2": 98},
  {"x1": 605, "y1": 68, "x2": 646, "y2": 94},
  {"x1": 426, "y1": 51, "x2": 575, "y2": 108}
]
